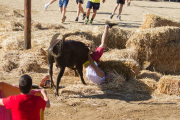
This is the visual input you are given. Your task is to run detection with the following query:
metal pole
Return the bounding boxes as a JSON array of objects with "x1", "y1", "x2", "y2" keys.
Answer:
[{"x1": 24, "y1": 0, "x2": 31, "y2": 49}]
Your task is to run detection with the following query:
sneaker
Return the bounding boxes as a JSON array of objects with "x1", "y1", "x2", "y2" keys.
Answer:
[
  {"x1": 110, "y1": 14, "x2": 114, "y2": 19},
  {"x1": 84, "y1": 19, "x2": 89, "y2": 24},
  {"x1": 82, "y1": 13, "x2": 86, "y2": 20},
  {"x1": 75, "y1": 17, "x2": 78, "y2": 22},
  {"x1": 127, "y1": 2, "x2": 130, "y2": 6},
  {"x1": 117, "y1": 15, "x2": 121, "y2": 20},
  {"x1": 90, "y1": 20, "x2": 93, "y2": 25},
  {"x1": 44, "y1": 4, "x2": 49, "y2": 10},
  {"x1": 105, "y1": 20, "x2": 118, "y2": 28},
  {"x1": 61, "y1": 16, "x2": 66, "y2": 23}
]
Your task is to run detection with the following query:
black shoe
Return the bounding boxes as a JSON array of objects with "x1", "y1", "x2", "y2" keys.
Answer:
[
  {"x1": 75, "y1": 17, "x2": 78, "y2": 22},
  {"x1": 110, "y1": 14, "x2": 114, "y2": 19},
  {"x1": 105, "y1": 20, "x2": 118, "y2": 28},
  {"x1": 82, "y1": 13, "x2": 86, "y2": 20}
]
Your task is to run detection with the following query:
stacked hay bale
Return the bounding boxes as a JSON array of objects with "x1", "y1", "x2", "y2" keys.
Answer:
[
  {"x1": 140, "y1": 14, "x2": 180, "y2": 29},
  {"x1": 126, "y1": 26, "x2": 180, "y2": 74},
  {"x1": 138, "y1": 70, "x2": 163, "y2": 81},
  {"x1": 99, "y1": 49, "x2": 140, "y2": 80},
  {"x1": 157, "y1": 76, "x2": 180, "y2": 96},
  {"x1": 89, "y1": 26, "x2": 133, "y2": 49},
  {"x1": 139, "y1": 78, "x2": 157, "y2": 91}
]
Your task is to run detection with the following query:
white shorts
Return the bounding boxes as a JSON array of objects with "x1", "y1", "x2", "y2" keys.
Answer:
[{"x1": 86, "y1": 62, "x2": 105, "y2": 85}]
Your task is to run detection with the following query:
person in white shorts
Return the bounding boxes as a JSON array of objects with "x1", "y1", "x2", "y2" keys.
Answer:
[{"x1": 83, "y1": 21, "x2": 118, "y2": 85}]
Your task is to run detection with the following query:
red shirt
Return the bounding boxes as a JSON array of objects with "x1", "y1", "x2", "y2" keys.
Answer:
[{"x1": 3, "y1": 94, "x2": 46, "y2": 120}]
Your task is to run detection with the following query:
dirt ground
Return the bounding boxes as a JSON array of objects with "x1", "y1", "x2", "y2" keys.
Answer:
[{"x1": 1, "y1": 0, "x2": 180, "y2": 120}]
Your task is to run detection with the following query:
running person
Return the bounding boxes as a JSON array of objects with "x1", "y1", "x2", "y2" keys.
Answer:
[
  {"x1": 59, "y1": 0, "x2": 69, "y2": 23},
  {"x1": 110, "y1": 0, "x2": 125, "y2": 20},
  {"x1": 75, "y1": 0, "x2": 86, "y2": 22},
  {"x1": 84, "y1": 0, "x2": 105, "y2": 25}
]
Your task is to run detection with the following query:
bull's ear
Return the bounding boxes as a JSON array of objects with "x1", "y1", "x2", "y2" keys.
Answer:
[{"x1": 50, "y1": 33, "x2": 60, "y2": 45}]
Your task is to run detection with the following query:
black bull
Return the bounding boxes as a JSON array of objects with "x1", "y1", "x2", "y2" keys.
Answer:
[{"x1": 47, "y1": 32, "x2": 89, "y2": 95}]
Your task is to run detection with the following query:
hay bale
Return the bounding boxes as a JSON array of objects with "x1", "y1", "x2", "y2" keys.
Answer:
[
  {"x1": 18, "y1": 59, "x2": 40, "y2": 74},
  {"x1": 2, "y1": 60, "x2": 18, "y2": 72},
  {"x1": 18, "y1": 52, "x2": 41, "y2": 74},
  {"x1": 139, "y1": 78, "x2": 157, "y2": 91},
  {"x1": 140, "y1": 14, "x2": 180, "y2": 29},
  {"x1": 100, "y1": 72, "x2": 125, "y2": 90},
  {"x1": 123, "y1": 78, "x2": 155, "y2": 93},
  {"x1": 146, "y1": 40, "x2": 180, "y2": 74},
  {"x1": 126, "y1": 26, "x2": 180, "y2": 72},
  {"x1": 157, "y1": 76, "x2": 180, "y2": 96},
  {"x1": 91, "y1": 26, "x2": 133, "y2": 49},
  {"x1": 99, "y1": 50, "x2": 140, "y2": 80},
  {"x1": 138, "y1": 70, "x2": 163, "y2": 81}
]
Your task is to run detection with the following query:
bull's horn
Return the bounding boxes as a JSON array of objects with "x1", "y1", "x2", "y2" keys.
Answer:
[
  {"x1": 62, "y1": 32, "x2": 82, "y2": 42},
  {"x1": 50, "y1": 33, "x2": 60, "y2": 45}
]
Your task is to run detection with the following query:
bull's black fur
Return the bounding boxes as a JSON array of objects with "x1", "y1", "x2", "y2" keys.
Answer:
[{"x1": 47, "y1": 32, "x2": 89, "y2": 95}]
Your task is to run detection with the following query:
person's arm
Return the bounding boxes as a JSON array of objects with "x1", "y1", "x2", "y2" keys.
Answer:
[
  {"x1": 0, "y1": 98, "x2": 4, "y2": 106},
  {"x1": 88, "y1": 53, "x2": 105, "y2": 78},
  {"x1": 41, "y1": 89, "x2": 50, "y2": 108}
]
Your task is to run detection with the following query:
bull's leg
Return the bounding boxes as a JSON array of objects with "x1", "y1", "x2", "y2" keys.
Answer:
[
  {"x1": 56, "y1": 66, "x2": 65, "y2": 96},
  {"x1": 76, "y1": 65, "x2": 86, "y2": 85},
  {"x1": 48, "y1": 63, "x2": 56, "y2": 88}
]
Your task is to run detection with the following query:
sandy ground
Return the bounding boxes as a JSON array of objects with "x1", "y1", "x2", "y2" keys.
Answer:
[{"x1": 1, "y1": 0, "x2": 180, "y2": 120}]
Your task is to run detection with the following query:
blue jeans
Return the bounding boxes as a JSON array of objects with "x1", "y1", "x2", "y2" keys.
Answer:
[{"x1": 59, "y1": 0, "x2": 69, "y2": 8}]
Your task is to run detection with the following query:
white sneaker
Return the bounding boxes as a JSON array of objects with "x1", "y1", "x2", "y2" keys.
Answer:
[
  {"x1": 44, "y1": 4, "x2": 49, "y2": 10},
  {"x1": 117, "y1": 15, "x2": 121, "y2": 20}
]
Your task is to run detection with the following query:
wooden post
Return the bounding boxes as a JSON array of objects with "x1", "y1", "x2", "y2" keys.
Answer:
[{"x1": 24, "y1": 0, "x2": 31, "y2": 49}]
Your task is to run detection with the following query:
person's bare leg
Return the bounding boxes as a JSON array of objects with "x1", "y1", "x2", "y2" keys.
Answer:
[
  {"x1": 91, "y1": 9, "x2": 97, "y2": 19},
  {"x1": 99, "y1": 25, "x2": 109, "y2": 49},
  {"x1": 45, "y1": 0, "x2": 57, "y2": 10},
  {"x1": 85, "y1": 8, "x2": 91, "y2": 24},
  {"x1": 76, "y1": 3, "x2": 81, "y2": 17},
  {"x1": 118, "y1": 4, "x2": 123, "y2": 16},
  {"x1": 79, "y1": 4, "x2": 85, "y2": 15},
  {"x1": 50, "y1": 0, "x2": 56, "y2": 4},
  {"x1": 62, "y1": 7, "x2": 66, "y2": 18},
  {"x1": 110, "y1": 3, "x2": 119, "y2": 19},
  {"x1": 60, "y1": 7, "x2": 63, "y2": 14},
  {"x1": 86, "y1": 8, "x2": 91, "y2": 18},
  {"x1": 112, "y1": 3, "x2": 119, "y2": 15}
]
